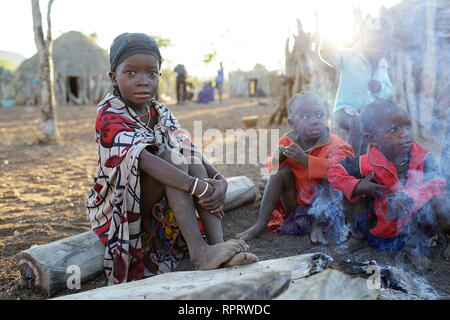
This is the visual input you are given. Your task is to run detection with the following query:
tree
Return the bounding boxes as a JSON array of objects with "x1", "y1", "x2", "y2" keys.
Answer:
[{"x1": 31, "y1": 0, "x2": 58, "y2": 143}]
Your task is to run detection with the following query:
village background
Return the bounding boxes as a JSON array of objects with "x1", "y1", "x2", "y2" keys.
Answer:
[{"x1": 0, "y1": 0, "x2": 449, "y2": 300}]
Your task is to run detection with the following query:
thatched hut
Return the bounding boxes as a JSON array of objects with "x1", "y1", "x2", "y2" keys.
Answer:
[
  {"x1": 12, "y1": 31, "x2": 111, "y2": 106},
  {"x1": 228, "y1": 64, "x2": 282, "y2": 98}
]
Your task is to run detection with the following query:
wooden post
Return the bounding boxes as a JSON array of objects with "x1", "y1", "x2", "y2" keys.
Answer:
[{"x1": 15, "y1": 230, "x2": 105, "y2": 296}]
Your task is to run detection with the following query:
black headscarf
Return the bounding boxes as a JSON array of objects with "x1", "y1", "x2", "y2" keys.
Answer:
[{"x1": 109, "y1": 33, "x2": 163, "y2": 72}]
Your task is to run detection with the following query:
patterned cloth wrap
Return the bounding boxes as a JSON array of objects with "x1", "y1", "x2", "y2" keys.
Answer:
[
  {"x1": 141, "y1": 196, "x2": 187, "y2": 276},
  {"x1": 278, "y1": 206, "x2": 313, "y2": 235},
  {"x1": 275, "y1": 183, "x2": 348, "y2": 243},
  {"x1": 86, "y1": 93, "x2": 192, "y2": 285}
]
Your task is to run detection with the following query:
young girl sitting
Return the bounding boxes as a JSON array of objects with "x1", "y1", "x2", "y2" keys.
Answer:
[
  {"x1": 237, "y1": 92, "x2": 354, "y2": 244},
  {"x1": 86, "y1": 33, "x2": 258, "y2": 285}
]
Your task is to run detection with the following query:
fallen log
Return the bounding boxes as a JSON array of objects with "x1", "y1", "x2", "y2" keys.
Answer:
[
  {"x1": 223, "y1": 176, "x2": 256, "y2": 211},
  {"x1": 53, "y1": 252, "x2": 333, "y2": 300},
  {"x1": 275, "y1": 269, "x2": 380, "y2": 300},
  {"x1": 174, "y1": 271, "x2": 291, "y2": 300},
  {"x1": 15, "y1": 176, "x2": 256, "y2": 296},
  {"x1": 15, "y1": 230, "x2": 105, "y2": 297}
]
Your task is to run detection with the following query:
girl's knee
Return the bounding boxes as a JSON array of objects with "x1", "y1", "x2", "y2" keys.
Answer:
[
  {"x1": 161, "y1": 149, "x2": 189, "y2": 172},
  {"x1": 186, "y1": 156, "x2": 206, "y2": 176}
]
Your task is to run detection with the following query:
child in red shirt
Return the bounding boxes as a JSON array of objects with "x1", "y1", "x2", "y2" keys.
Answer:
[
  {"x1": 328, "y1": 99, "x2": 449, "y2": 271},
  {"x1": 237, "y1": 92, "x2": 354, "y2": 243}
]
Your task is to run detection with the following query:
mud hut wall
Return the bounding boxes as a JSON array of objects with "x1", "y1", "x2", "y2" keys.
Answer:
[{"x1": 229, "y1": 64, "x2": 282, "y2": 98}]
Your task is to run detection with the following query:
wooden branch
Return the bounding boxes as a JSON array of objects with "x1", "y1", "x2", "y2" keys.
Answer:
[
  {"x1": 53, "y1": 253, "x2": 333, "y2": 300},
  {"x1": 15, "y1": 176, "x2": 256, "y2": 295},
  {"x1": 46, "y1": 0, "x2": 54, "y2": 43},
  {"x1": 31, "y1": 0, "x2": 45, "y2": 52}
]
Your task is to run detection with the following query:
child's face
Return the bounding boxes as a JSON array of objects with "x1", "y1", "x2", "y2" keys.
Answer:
[
  {"x1": 368, "y1": 107, "x2": 413, "y2": 161},
  {"x1": 109, "y1": 53, "x2": 160, "y2": 110},
  {"x1": 364, "y1": 32, "x2": 391, "y2": 61},
  {"x1": 288, "y1": 101, "x2": 326, "y2": 141}
]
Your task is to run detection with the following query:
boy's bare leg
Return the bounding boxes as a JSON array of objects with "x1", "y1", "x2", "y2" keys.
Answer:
[
  {"x1": 236, "y1": 166, "x2": 297, "y2": 241},
  {"x1": 333, "y1": 199, "x2": 366, "y2": 256},
  {"x1": 310, "y1": 218, "x2": 328, "y2": 245}
]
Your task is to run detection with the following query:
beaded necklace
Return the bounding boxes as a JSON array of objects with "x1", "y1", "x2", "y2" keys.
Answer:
[{"x1": 137, "y1": 104, "x2": 151, "y2": 126}]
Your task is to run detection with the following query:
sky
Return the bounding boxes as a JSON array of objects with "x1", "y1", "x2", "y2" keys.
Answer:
[{"x1": 0, "y1": 0, "x2": 401, "y2": 78}]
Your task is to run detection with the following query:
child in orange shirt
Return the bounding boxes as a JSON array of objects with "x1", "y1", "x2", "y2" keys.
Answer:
[{"x1": 237, "y1": 92, "x2": 354, "y2": 244}]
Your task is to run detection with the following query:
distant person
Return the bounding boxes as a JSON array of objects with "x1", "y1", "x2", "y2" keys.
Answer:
[
  {"x1": 198, "y1": 81, "x2": 215, "y2": 104},
  {"x1": 319, "y1": 16, "x2": 395, "y2": 157},
  {"x1": 174, "y1": 64, "x2": 187, "y2": 105},
  {"x1": 236, "y1": 92, "x2": 354, "y2": 244},
  {"x1": 86, "y1": 33, "x2": 258, "y2": 285},
  {"x1": 215, "y1": 62, "x2": 224, "y2": 102},
  {"x1": 328, "y1": 99, "x2": 450, "y2": 271}
]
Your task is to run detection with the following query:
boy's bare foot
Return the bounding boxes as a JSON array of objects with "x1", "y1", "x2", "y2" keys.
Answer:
[
  {"x1": 404, "y1": 248, "x2": 432, "y2": 272},
  {"x1": 310, "y1": 224, "x2": 328, "y2": 245},
  {"x1": 222, "y1": 252, "x2": 260, "y2": 268},
  {"x1": 236, "y1": 224, "x2": 266, "y2": 241},
  {"x1": 192, "y1": 239, "x2": 250, "y2": 270},
  {"x1": 333, "y1": 238, "x2": 365, "y2": 256}
]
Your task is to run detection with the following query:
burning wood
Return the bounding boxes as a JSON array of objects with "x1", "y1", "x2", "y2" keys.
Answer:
[{"x1": 331, "y1": 259, "x2": 442, "y2": 300}]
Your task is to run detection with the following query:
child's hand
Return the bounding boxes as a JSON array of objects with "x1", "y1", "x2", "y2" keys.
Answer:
[
  {"x1": 283, "y1": 143, "x2": 308, "y2": 166},
  {"x1": 198, "y1": 178, "x2": 228, "y2": 219},
  {"x1": 368, "y1": 80, "x2": 381, "y2": 93},
  {"x1": 384, "y1": 192, "x2": 414, "y2": 222},
  {"x1": 273, "y1": 145, "x2": 287, "y2": 164},
  {"x1": 354, "y1": 172, "x2": 387, "y2": 198}
]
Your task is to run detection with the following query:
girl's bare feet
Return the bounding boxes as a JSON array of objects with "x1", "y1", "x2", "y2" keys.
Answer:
[
  {"x1": 236, "y1": 224, "x2": 266, "y2": 241},
  {"x1": 222, "y1": 252, "x2": 260, "y2": 268},
  {"x1": 191, "y1": 239, "x2": 253, "y2": 270}
]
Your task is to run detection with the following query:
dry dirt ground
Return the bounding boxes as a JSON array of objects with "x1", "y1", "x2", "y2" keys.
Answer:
[{"x1": 0, "y1": 96, "x2": 449, "y2": 300}]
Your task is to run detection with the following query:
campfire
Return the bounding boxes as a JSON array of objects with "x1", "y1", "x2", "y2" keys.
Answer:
[{"x1": 331, "y1": 259, "x2": 442, "y2": 300}]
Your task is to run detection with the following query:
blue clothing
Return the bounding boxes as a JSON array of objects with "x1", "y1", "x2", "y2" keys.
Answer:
[
  {"x1": 354, "y1": 212, "x2": 404, "y2": 251},
  {"x1": 319, "y1": 42, "x2": 394, "y2": 113},
  {"x1": 198, "y1": 85, "x2": 215, "y2": 103},
  {"x1": 216, "y1": 66, "x2": 224, "y2": 83}
]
